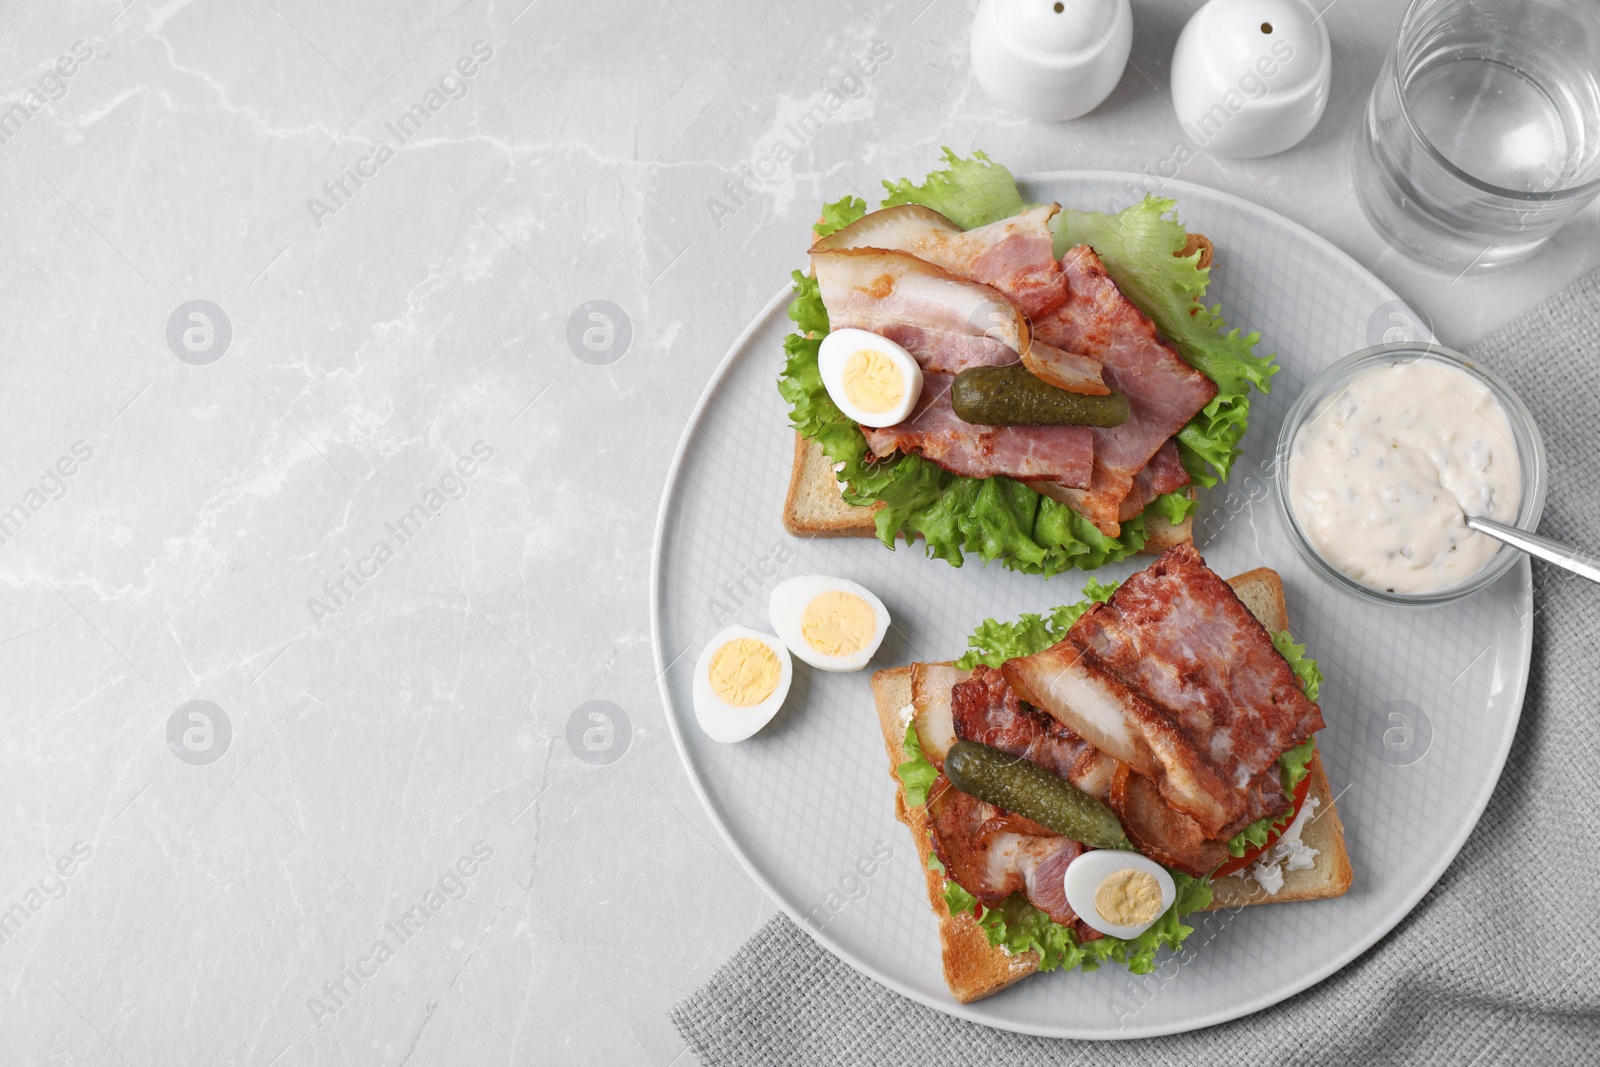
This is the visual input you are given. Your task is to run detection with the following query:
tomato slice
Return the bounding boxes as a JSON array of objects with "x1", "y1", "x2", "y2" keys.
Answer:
[{"x1": 1211, "y1": 770, "x2": 1313, "y2": 878}]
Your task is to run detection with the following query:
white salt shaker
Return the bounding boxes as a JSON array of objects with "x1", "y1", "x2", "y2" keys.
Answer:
[
  {"x1": 1170, "y1": 0, "x2": 1331, "y2": 158},
  {"x1": 970, "y1": 0, "x2": 1133, "y2": 121}
]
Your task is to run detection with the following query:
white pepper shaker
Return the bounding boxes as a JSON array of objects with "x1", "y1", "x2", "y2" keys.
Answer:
[
  {"x1": 970, "y1": 0, "x2": 1133, "y2": 121},
  {"x1": 1170, "y1": 0, "x2": 1331, "y2": 158}
]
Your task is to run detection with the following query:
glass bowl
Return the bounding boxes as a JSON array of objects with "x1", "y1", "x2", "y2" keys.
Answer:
[{"x1": 1273, "y1": 342, "x2": 1546, "y2": 607}]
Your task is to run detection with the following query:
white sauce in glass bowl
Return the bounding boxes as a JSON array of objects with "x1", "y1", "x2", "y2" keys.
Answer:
[{"x1": 1286, "y1": 359, "x2": 1520, "y2": 595}]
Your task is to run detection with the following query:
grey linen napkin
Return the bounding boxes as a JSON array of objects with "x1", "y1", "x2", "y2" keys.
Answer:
[{"x1": 672, "y1": 270, "x2": 1600, "y2": 1066}]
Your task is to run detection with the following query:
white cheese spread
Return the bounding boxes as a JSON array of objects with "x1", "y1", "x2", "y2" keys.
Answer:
[
  {"x1": 1247, "y1": 795, "x2": 1321, "y2": 896},
  {"x1": 1287, "y1": 359, "x2": 1519, "y2": 594}
]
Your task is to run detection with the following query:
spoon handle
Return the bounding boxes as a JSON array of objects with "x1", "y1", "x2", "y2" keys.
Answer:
[{"x1": 1467, "y1": 516, "x2": 1600, "y2": 585}]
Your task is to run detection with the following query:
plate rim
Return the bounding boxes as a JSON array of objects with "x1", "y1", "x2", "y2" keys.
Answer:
[{"x1": 649, "y1": 171, "x2": 1535, "y2": 1039}]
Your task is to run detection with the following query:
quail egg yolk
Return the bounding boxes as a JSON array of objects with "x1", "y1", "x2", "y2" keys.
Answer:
[
  {"x1": 707, "y1": 638, "x2": 780, "y2": 707},
  {"x1": 1095, "y1": 869, "x2": 1164, "y2": 927},
  {"x1": 800, "y1": 591, "x2": 877, "y2": 657},
  {"x1": 841, "y1": 349, "x2": 904, "y2": 415}
]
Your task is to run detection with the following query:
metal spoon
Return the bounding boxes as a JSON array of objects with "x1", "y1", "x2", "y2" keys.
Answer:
[{"x1": 1466, "y1": 515, "x2": 1600, "y2": 585}]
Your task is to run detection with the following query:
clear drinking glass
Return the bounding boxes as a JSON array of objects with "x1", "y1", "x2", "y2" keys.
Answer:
[{"x1": 1354, "y1": 0, "x2": 1600, "y2": 272}]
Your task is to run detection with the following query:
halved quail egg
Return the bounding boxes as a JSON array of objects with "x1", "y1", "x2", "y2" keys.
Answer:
[
  {"x1": 768, "y1": 575, "x2": 890, "y2": 672},
  {"x1": 817, "y1": 328, "x2": 922, "y2": 428},
  {"x1": 1062, "y1": 850, "x2": 1177, "y2": 940},
  {"x1": 692, "y1": 626, "x2": 793, "y2": 743}
]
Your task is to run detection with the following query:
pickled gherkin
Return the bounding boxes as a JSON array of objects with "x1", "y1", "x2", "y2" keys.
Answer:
[
  {"x1": 951, "y1": 365, "x2": 1130, "y2": 427},
  {"x1": 944, "y1": 740, "x2": 1128, "y2": 848}
]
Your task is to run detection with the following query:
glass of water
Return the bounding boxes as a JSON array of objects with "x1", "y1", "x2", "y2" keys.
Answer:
[{"x1": 1354, "y1": 0, "x2": 1600, "y2": 272}]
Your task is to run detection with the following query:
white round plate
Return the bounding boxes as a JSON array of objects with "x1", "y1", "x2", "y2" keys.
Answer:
[{"x1": 650, "y1": 173, "x2": 1531, "y2": 1039}]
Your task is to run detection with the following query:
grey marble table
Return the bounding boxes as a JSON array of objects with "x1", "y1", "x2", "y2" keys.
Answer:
[{"x1": 1, "y1": 1, "x2": 1593, "y2": 1065}]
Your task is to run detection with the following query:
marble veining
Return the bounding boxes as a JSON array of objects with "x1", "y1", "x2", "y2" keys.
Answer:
[{"x1": 0, "y1": 1, "x2": 1593, "y2": 1064}]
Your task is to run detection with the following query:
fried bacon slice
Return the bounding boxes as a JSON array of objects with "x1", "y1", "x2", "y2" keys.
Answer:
[
  {"x1": 812, "y1": 203, "x2": 1069, "y2": 321},
  {"x1": 1121, "y1": 440, "x2": 1192, "y2": 522},
  {"x1": 909, "y1": 662, "x2": 969, "y2": 766},
  {"x1": 869, "y1": 323, "x2": 1017, "y2": 375},
  {"x1": 1000, "y1": 642, "x2": 1165, "y2": 781},
  {"x1": 1030, "y1": 247, "x2": 1217, "y2": 535},
  {"x1": 861, "y1": 372, "x2": 1094, "y2": 489},
  {"x1": 949, "y1": 664, "x2": 1222, "y2": 877},
  {"x1": 812, "y1": 207, "x2": 1107, "y2": 394},
  {"x1": 1108, "y1": 763, "x2": 1231, "y2": 878},
  {"x1": 928, "y1": 780, "x2": 1093, "y2": 933},
  {"x1": 950, "y1": 665, "x2": 1115, "y2": 799},
  {"x1": 1022, "y1": 339, "x2": 1112, "y2": 398},
  {"x1": 1004, "y1": 545, "x2": 1324, "y2": 839},
  {"x1": 810, "y1": 247, "x2": 1032, "y2": 365}
]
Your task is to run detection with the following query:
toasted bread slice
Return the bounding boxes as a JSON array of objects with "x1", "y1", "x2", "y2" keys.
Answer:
[
  {"x1": 869, "y1": 567, "x2": 1352, "y2": 1003},
  {"x1": 872, "y1": 666, "x2": 1040, "y2": 1002},
  {"x1": 782, "y1": 432, "x2": 1193, "y2": 551},
  {"x1": 1140, "y1": 490, "x2": 1195, "y2": 553},
  {"x1": 1203, "y1": 752, "x2": 1353, "y2": 910},
  {"x1": 1228, "y1": 565, "x2": 1289, "y2": 635},
  {"x1": 782, "y1": 433, "x2": 882, "y2": 537}
]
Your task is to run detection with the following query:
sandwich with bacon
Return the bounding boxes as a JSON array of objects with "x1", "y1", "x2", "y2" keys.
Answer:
[
  {"x1": 871, "y1": 544, "x2": 1352, "y2": 1001},
  {"x1": 780, "y1": 151, "x2": 1277, "y2": 576}
]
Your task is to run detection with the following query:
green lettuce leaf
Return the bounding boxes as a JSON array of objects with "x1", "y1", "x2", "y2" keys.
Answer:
[
  {"x1": 935, "y1": 850, "x2": 1212, "y2": 975},
  {"x1": 954, "y1": 578, "x2": 1119, "y2": 669},
  {"x1": 1057, "y1": 200, "x2": 1278, "y2": 487},
  {"x1": 814, "y1": 195, "x2": 867, "y2": 239},
  {"x1": 1150, "y1": 489, "x2": 1196, "y2": 525},
  {"x1": 880, "y1": 148, "x2": 1027, "y2": 229},
  {"x1": 1224, "y1": 633, "x2": 1324, "y2": 856},
  {"x1": 897, "y1": 722, "x2": 938, "y2": 809},
  {"x1": 1273, "y1": 630, "x2": 1323, "y2": 702}
]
